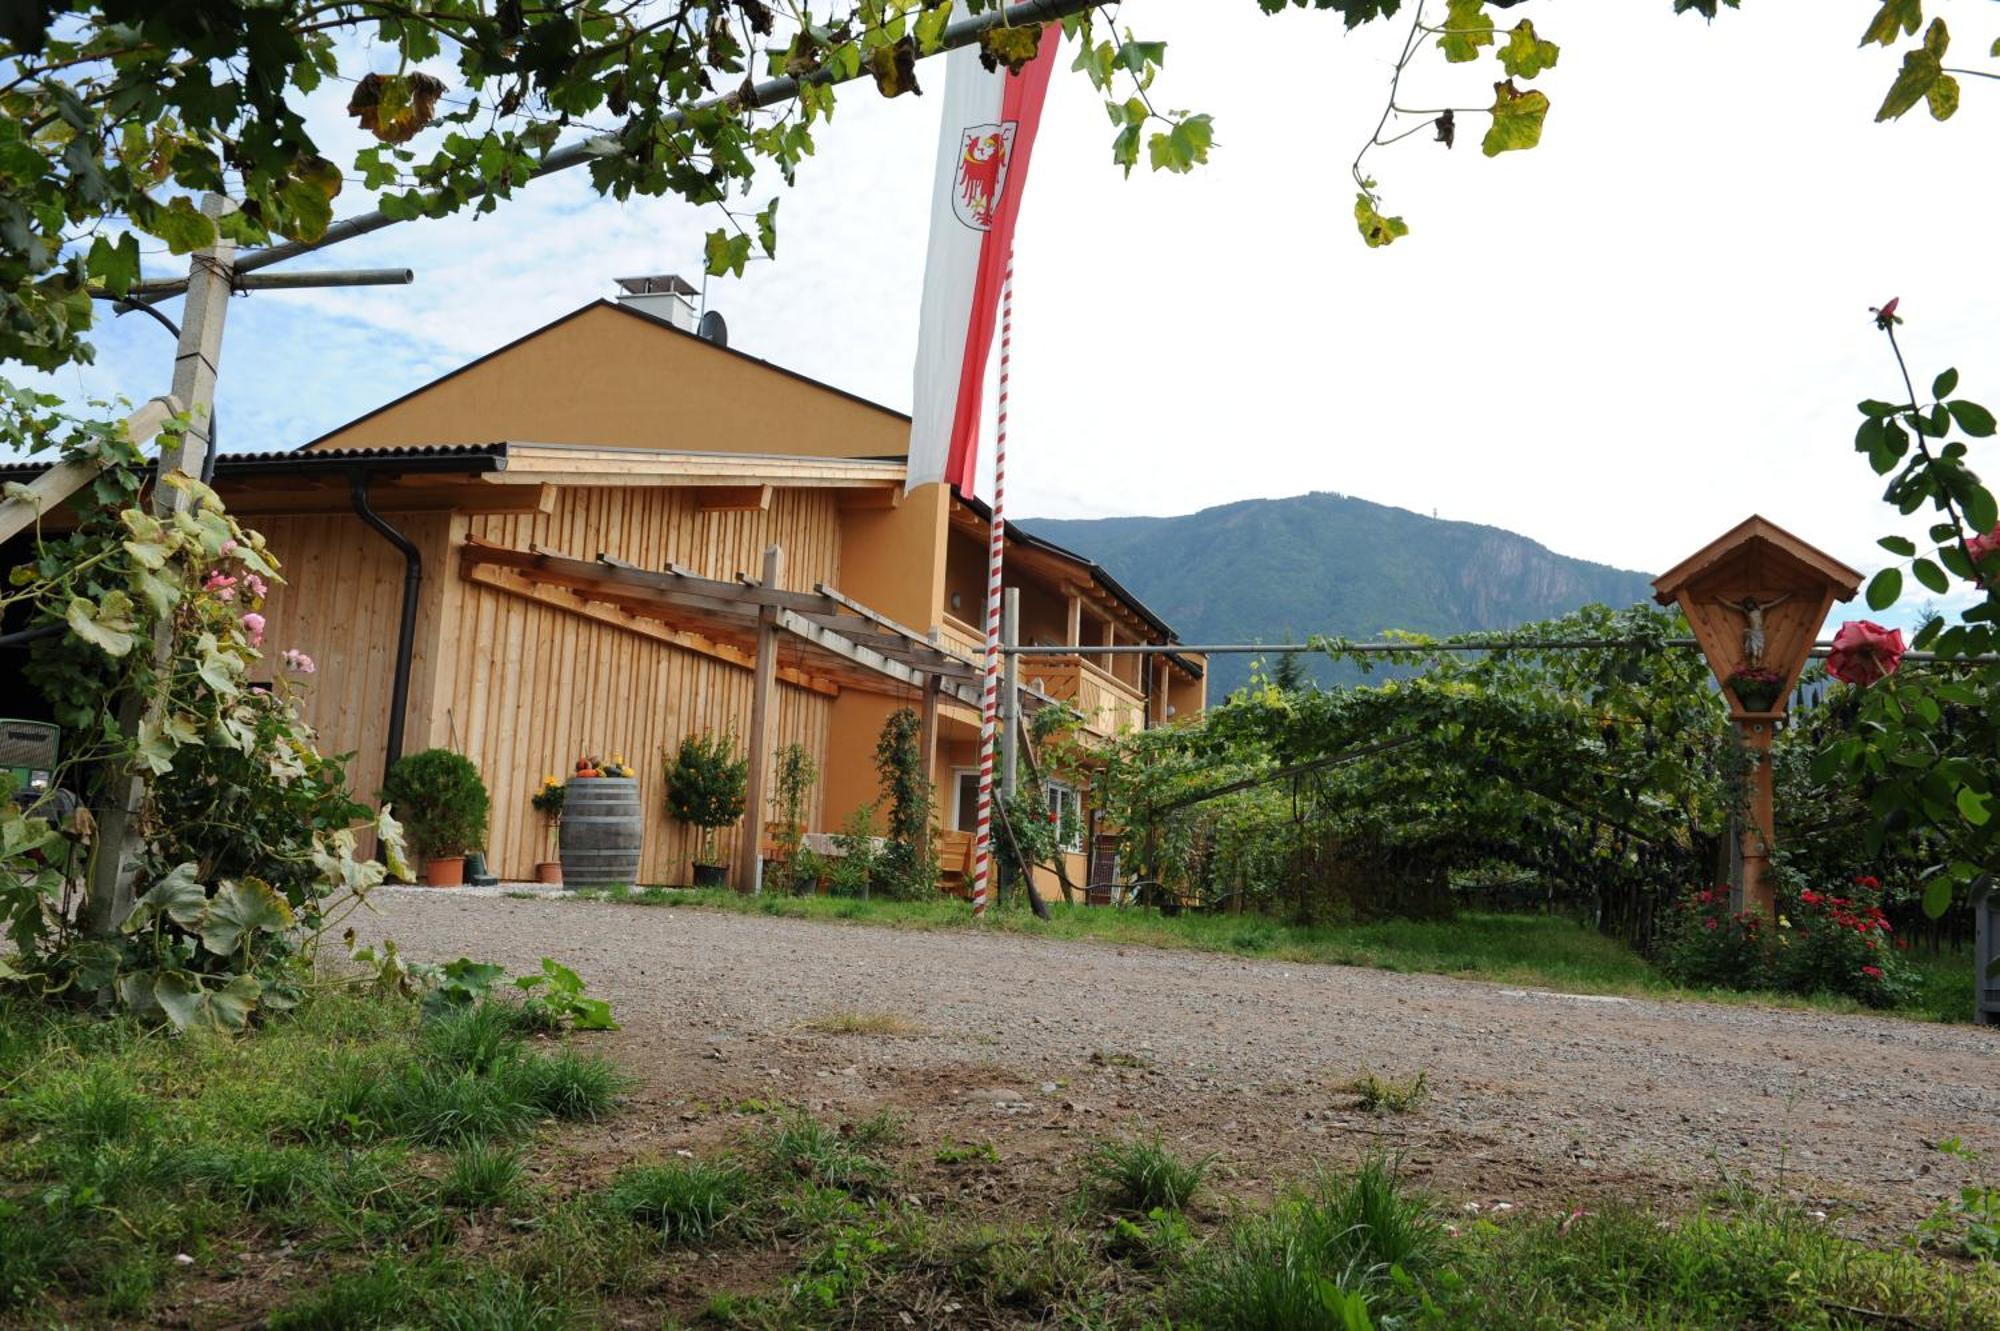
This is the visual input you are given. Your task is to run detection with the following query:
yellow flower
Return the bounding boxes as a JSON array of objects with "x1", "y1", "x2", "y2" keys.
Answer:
[{"x1": 1777, "y1": 914, "x2": 1791, "y2": 929}]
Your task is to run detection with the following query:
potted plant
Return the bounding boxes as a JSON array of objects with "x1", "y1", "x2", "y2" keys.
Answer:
[
  {"x1": 381, "y1": 748, "x2": 490, "y2": 887},
  {"x1": 531, "y1": 774, "x2": 566, "y2": 883},
  {"x1": 663, "y1": 732, "x2": 747, "y2": 888},
  {"x1": 1726, "y1": 666, "x2": 1785, "y2": 713}
]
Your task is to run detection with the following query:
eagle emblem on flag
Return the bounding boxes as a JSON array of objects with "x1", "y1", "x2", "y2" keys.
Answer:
[{"x1": 952, "y1": 123, "x2": 1017, "y2": 231}]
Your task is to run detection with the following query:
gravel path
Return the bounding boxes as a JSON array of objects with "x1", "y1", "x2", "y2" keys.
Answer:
[{"x1": 357, "y1": 890, "x2": 2000, "y2": 1237}]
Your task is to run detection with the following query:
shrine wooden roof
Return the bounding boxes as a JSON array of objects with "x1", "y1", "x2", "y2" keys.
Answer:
[{"x1": 1651, "y1": 515, "x2": 1863, "y2": 606}]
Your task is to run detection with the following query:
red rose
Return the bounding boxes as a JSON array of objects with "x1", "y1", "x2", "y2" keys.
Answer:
[
  {"x1": 1800, "y1": 890, "x2": 1821, "y2": 906},
  {"x1": 1703, "y1": 918, "x2": 1718, "y2": 931},
  {"x1": 1827, "y1": 621, "x2": 1906, "y2": 686},
  {"x1": 1854, "y1": 875, "x2": 1880, "y2": 890},
  {"x1": 1861, "y1": 965, "x2": 1884, "y2": 980}
]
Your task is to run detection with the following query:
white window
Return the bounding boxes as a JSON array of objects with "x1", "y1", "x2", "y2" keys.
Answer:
[
  {"x1": 1045, "y1": 781, "x2": 1083, "y2": 854},
  {"x1": 952, "y1": 769, "x2": 981, "y2": 833}
]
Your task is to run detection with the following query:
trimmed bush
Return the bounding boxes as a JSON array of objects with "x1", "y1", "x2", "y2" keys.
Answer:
[{"x1": 380, "y1": 749, "x2": 490, "y2": 859}]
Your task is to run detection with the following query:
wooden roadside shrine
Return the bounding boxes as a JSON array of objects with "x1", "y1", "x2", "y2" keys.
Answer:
[{"x1": 1652, "y1": 517, "x2": 1862, "y2": 921}]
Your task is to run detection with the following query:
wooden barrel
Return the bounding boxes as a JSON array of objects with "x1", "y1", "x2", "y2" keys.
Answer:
[{"x1": 559, "y1": 777, "x2": 643, "y2": 889}]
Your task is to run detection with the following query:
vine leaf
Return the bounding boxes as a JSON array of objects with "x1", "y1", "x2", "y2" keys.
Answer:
[
  {"x1": 66, "y1": 591, "x2": 137, "y2": 657},
  {"x1": 1482, "y1": 80, "x2": 1549, "y2": 156},
  {"x1": 1947, "y1": 399, "x2": 1996, "y2": 437},
  {"x1": 866, "y1": 35, "x2": 920, "y2": 96},
  {"x1": 124, "y1": 862, "x2": 208, "y2": 931},
  {"x1": 1958, "y1": 786, "x2": 1992, "y2": 827},
  {"x1": 1438, "y1": 0, "x2": 1494, "y2": 62},
  {"x1": 1354, "y1": 192, "x2": 1409, "y2": 247},
  {"x1": 1860, "y1": 0, "x2": 1921, "y2": 48},
  {"x1": 1498, "y1": 20, "x2": 1560, "y2": 79},
  {"x1": 978, "y1": 24, "x2": 1043, "y2": 75},
  {"x1": 201, "y1": 877, "x2": 295, "y2": 957},
  {"x1": 1876, "y1": 21, "x2": 1952, "y2": 121},
  {"x1": 154, "y1": 971, "x2": 262, "y2": 1033}
]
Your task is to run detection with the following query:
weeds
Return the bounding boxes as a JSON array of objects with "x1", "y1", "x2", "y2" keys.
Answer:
[
  {"x1": 934, "y1": 1139, "x2": 999, "y2": 1166},
  {"x1": 801, "y1": 1009, "x2": 919, "y2": 1036},
  {"x1": 756, "y1": 1113, "x2": 892, "y2": 1193},
  {"x1": 1344, "y1": 1069, "x2": 1430, "y2": 1114},
  {"x1": 1085, "y1": 1134, "x2": 1211, "y2": 1212},
  {"x1": 441, "y1": 1142, "x2": 526, "y2": 1209},
  {"x1": 607, "y1": 1160, "x2": 748, "y2": 1242}
]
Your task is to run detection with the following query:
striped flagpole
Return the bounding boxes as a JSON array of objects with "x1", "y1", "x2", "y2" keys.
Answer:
[{"x1": 970, "y1": 252, "x2": 1015, "y2": 918}]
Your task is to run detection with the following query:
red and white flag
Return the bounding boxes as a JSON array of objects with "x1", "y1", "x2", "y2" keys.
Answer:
[{"x1": 907, "y1": 24, "x2": 1059, "y2": 494}]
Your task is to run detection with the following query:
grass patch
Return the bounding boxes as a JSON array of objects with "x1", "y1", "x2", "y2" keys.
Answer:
[
  {"x1": 1085, "y1": 1134, "x2": 1212, "y2": 1213},
  {"x1": 800, "y1": 1009, "x2": 920, "y2": 1036},
  {"x1": 933, "y1": 1139, "x2": 999, "y2": 1167},
  {"x1": 1344, "y1": 1069, "x2": 1430, "y2": 1114},
  {"x1": 755, "y1": 1112, "x2": 896, "y2": 1195},
  {"x1": 577, "y1": 889, "x2": 1983, "y2": 1023},
  {"x1": 607, "y1": 1159, "x2": 748, "y2": 1243},
  {"x1": 0, "y1": 993, "x2": 621, "y2": 1326}
]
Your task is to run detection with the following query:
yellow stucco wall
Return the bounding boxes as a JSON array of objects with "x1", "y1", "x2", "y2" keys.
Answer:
[{"x1": 307, "y1": 302, "x2": 912, "y2": 462}]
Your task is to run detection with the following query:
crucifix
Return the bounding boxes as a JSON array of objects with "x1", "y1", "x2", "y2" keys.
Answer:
[{"x1": 1716, "y1": 593, "x2": 1791, "y2": 670}]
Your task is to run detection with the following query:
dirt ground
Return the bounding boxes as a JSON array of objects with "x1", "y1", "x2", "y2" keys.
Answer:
[{"x1": 356, "y1": 889, "x2": 2000, "y2": 1245}]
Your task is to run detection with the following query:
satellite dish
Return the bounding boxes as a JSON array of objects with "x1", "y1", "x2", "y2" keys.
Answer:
[{"x1": 697, "y1": 310, "x2": 729, "y2": 348}]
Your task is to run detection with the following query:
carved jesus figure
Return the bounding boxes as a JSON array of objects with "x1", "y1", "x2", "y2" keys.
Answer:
[{"x1": 1718, "y1": 593, "x2": 1791, "y2": 668}]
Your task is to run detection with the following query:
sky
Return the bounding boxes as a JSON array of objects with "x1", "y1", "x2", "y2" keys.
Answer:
[{"x1": 19, "y1": 1, "x2": 2000, "y2": 615}]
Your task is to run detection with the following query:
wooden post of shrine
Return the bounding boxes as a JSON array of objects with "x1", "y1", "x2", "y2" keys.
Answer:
[{"x1": 1652, "y1": 517, "x2": 1862, "y2": 921}]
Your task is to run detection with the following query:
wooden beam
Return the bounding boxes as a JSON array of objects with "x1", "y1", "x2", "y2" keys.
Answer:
[
  {"x1": 217, "y1": 480, "x2": 556, "y2": 519},
  {"x1": 777, "y1": 608, "x2": 983, "y2": 707},
  {"x1": 919, "y1": 673, "x2": 940, "y2": 867},
  {"x1": 0, "y1": 395, "x2": 183, "y2": 543},
  {"x1": 463, "y1": 563, "x2": 840, "y2": 697},
  {"x1": 738, "y1": 545, "x2": 782, "y2": 894},
  {"x1": 693, "y1": 484, "x2": 771, "y2": 512}
]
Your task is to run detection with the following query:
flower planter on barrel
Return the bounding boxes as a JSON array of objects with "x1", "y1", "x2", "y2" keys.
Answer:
[{"x1": 559, "y1": 776, "x2": 643, "y2": 889}]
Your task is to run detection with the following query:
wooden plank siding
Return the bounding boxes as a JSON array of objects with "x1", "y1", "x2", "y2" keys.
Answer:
[
  {"x1": 440, "y1": 485, "x2": 844, "y2": 881},
  {"x1": 236, "y1": 483, "x2": 848, "y2": 883}
]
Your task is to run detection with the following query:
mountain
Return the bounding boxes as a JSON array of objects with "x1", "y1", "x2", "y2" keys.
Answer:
[{"x1": 1018, "y1": 492, "x2": 1657, "y2": 697}]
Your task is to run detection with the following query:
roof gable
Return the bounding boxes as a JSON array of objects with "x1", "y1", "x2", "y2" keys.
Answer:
[{"x1": 303, "y1": 300, "x2": 911, "y2": 461}]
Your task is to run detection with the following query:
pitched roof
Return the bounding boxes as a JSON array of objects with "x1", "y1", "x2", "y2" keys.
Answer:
[{"x1": 1651, "y1": 515, "x2": 1864, "y2": 605}]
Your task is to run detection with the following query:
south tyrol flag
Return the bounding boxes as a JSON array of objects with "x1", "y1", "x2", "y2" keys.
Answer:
[{"x1": 906, "y1": 24, "x2": 1060, "y2": 495}]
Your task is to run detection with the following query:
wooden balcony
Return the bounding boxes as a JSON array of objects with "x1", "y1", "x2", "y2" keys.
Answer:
[
  {"x1": 938, "y1": 612, "x2": 985, "y2": 664},
  {"x1": 1025, "y1": 654, "x2": 1145, "y2": 739}
]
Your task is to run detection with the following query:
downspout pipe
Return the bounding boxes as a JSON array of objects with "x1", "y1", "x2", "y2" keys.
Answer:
[{"x1": 349, "y1": 472, "x2": 420, "y2": 775}]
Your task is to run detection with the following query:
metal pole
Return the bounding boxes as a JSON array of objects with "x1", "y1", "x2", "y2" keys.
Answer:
[
  {"x1": 107, "y1": 267, "x2": 414, "y2": 300},
  {"x1": 230, "y1": 0, "x2": 1099, "y2": 279}
]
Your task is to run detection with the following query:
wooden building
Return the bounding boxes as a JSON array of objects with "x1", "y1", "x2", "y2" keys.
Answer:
[{"x1": 1, "y1": 287, "x2": 1205, "y2": 889}]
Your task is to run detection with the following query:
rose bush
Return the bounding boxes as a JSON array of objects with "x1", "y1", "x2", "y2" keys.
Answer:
[
  {"x1": 1658, "y1": 887, "x2": 1768, "y2": 989},
  {"x1": 1774, "y1": 876, "x2": 1912, "y2": 1008}
]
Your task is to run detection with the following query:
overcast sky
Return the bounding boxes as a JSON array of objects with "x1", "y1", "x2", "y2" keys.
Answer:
[{"x1": 22, "y1": 1, "x2": 2000, "y2": 608}]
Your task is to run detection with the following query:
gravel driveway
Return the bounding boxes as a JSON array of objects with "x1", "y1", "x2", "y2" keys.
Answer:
[{"x1": 355, "y1": 890, "x2": 2000, "y2": 1239}]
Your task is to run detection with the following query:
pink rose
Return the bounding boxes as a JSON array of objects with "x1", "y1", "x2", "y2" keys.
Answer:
[
  {"x1": 1968, "y1": 525, "x2": 2000, "y2": 572},
  {"x1": 203, "y1": 571, "x2": 237, "y2": 602},
  {"x1": 1826, "y1": 620, "x2": 1905, "y2": 687},
  {"x1": 220, "y1": 538, "x2": 238, "y2": 555},
  {"x1": 282, "y1": 648, "x2": 316, "y2": 674},
  {"x1": 241, "y1": 612, "x2": 265, "y2": 647},
  {"x1": 244, "y1": 572, "x2": 269, "y2": 600}
]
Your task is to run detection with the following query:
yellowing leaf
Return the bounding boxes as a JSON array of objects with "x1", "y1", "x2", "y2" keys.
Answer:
[
  {"x1": 1876, "y1": 46, "x2": 1943, "y2": 120},
  {"x1": 125, "y1": 862, "x2": 208, "y2": 931},
  {"x1": 1926, "y1": 70, "x2": 1959, "y2": 120},
  {"x1": 1482, "y1": 80, "x2": 1549, "y2": 156},
  {"x1": 1354, "y1": 193, "x2": 1409, "y2": 248},
  {"x1": 200, "y1": 877, "x2": 295, "y2": 957},
  {"x1": 1498, "y1": 20, "x2": 1559, "y2": 78},
  {"x1": 66, "y1": 592, "x2": 137, "y2": 657},
  {"x1": 1859, "y1": 0, "x2": 1921, "y2": 47},
  {"x1": 978, "y1": 24, "x2": 1043, "y2": 75},
  {"x1": 1438, "y1": 0, "x2": 1493, "y2": 62}
]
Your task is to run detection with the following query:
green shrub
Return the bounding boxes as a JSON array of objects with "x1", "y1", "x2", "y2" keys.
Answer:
[
  {"x1": 663, "y1": 731, "x2": 748, "y2": 866},
  {"x1": 1658, "y1": 886, "x2": 1770, "y2": 989},
  {"x1": 381, "y1": 748, "x2": 490, "y2": 859},
  {"x1": 1773, "y1": 877, "x2": 1912, "y2": 1007}
]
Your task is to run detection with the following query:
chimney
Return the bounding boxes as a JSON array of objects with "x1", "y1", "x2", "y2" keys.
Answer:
[{"x1": 614, "y1": 274, "x2": 699, "y2": 333}]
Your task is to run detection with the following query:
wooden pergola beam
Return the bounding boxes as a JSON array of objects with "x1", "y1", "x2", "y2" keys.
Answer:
[{"x1": 0, "y1": 395, "x2": 182, "y2": 544}]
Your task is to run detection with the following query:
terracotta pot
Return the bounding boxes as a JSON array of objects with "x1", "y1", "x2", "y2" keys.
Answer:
[
  {"x1": 692, "y1": 862, "x2": 729, "y2": 889},
  {"x1": 424, "y1": 855, "x2": 466, "y2": 888},
  {"x1": 535, "y1": 861, "x2": 563, "y2": 885}
]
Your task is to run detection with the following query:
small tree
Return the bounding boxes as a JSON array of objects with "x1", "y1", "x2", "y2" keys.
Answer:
[
  {"x1": 380, "y1": 749, "x2": 489, "y2": 859},
  {"x1": 872, "y1": 707, "x2": 936, "y2": 900},
  {"x1": 663, "y1": 732, "x2": 748, "y2": 868},
  {"x1": 766, "y1": 743, "x2": 818, "y2": 896}
]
